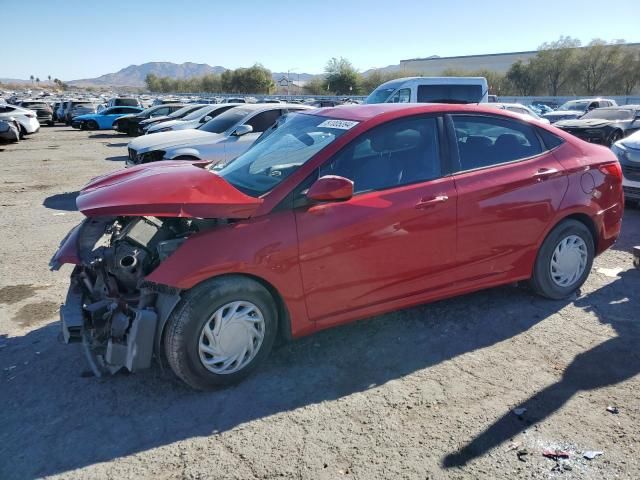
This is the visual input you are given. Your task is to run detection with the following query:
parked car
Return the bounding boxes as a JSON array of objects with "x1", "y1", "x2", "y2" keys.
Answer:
[
  {"x1": 485, "y1": 102, "x2": 550, "y2": 123},
  {"x1": 127, "y1": 103, "x2": 311, "y2": 166},
  {"x1": 222, "y1": 97, "x2": 246, "y2": 103},
  {"x1": 0, "y1": 118, "x2": 20, "y2": 143},
  {"x1": 69, "y1": 102, "x2": 98, "y2": 119},
  {"x1": 554, "y1": 106, "x2": 640, "y2": 146},
  {"x1": 0, "y1": 104, "x2": 40, "y2": 135},
  {"x1": 51, "y1": 101, "x2": 62, "y2": 122},
  {"x1": 52, "y1": 103, "x2": 623, "y2": 389},
  {"x1": 62, "y1": 100, "x2": 97, "y2": 125},
  {"x1": 611, "y1": 129, "x2": 640, "y2": 203},
  {"x1": 137, "y1": 104, "x2": 206, "y2": 134},
  {"x1": 145, "y1": 104, "x2": 240, "y2": 134},
  {"x1": 365, "y1": 76, "x2": 489, "y2": 104},
  {"x1": 107, "y1": 97, "x2": 142, "y2": 108},
  {"x1": 543, "y1": 98, "x2": 617, "y2": 123},
  {"x1": 305, "y1": 99, "x2": 343, "y2": 108},
  {"x1": 71, "y1": 106, "x2": 144, "y2": 130},
  {"x1": 152, "y1": 98, "x2": 182, "y2": 106},
  {"x1": 18, "y1": 100, "x2": 53, "y2": 126},
  {"x1": 113, "y1": 104, "x2": 185, "y2": 136}
]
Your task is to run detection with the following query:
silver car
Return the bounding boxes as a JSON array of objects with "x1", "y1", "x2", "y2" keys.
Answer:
[
  {"x1": 145, "y1": 104, "x2": 242, "y2": 134},
  {"x1": 0, "y1": 118, "x2": 20, "y2": 143},
  {"x1": 127, "y1": 103, "x2": 312, "y2": 166}
]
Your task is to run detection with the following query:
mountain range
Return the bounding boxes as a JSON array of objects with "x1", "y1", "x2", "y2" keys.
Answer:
[
  {"x1": 2, "y1": 61, "x2": 406, "y2": 89},
  {"x1": 66, "y1": 62, "x2": 322, "y2": 87}
]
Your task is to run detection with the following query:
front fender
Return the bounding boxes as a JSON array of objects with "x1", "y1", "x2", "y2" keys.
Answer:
[{"x1": 165, "y1": 147, "x2": 201, "y2": 159}]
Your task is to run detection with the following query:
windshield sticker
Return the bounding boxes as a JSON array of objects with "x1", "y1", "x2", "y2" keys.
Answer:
[{"x1": 318, "y1": 119, "x2": 359, "y2": 130}]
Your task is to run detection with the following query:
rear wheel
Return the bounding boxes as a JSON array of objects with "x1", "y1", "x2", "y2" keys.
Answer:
[
  {"x1": 164, "y1": 276, "x2": 278, "y2": 390},
  {"x1": 127, "y1": 124, "x2": 138, "y2": 136},
  {"x1": 530, "y1": 219, "x2": 594, "y2": 299},
  {"x1": 87, "y1": 120, "x2": 99, "y2": 130}
]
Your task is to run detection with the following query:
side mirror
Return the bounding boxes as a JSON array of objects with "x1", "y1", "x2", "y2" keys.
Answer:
[
  {"x1": 201, "y1": 115, "x2": 212, "y2": 123},
  {"x1": 233, "y1": 124, "x2": 253, "y2": 136},
  {"x1": 307, "y1": 175, "x2": 354, "y2": 202}
]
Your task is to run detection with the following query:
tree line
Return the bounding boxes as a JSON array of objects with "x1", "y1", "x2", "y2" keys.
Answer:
[
  {"x1": 143, "y1": 37, "x2": 640, "y2": 97},
  {"x1": 145, "y1": 64, "x2": 275, "y2": 94}
]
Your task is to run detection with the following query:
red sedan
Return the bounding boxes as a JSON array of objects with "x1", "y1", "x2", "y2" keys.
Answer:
[{"x1": 51, "y1": 103, "x2": 624, "y2": 389}]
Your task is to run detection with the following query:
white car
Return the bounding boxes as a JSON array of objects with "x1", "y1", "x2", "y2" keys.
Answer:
[
  {"x1": 611, "y1": 129, "x2": 640, "y2": 204},
  {"x1": 485, "y1": 102, "x2": 551, "y2": 123},
  {"x1": 0, "y1": 104, "x2": 40, "y2": 135},
  {"x1": 145, "y1": 104, "x2": 241, "y2": 134},
  {"x1": 127, "y1": 103, "x2": 312, "y2": 166}
]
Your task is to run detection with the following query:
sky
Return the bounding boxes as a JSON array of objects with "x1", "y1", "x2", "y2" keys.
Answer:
[{"x1": 2, "y1": 0, "x2": 639, "y2": 81}]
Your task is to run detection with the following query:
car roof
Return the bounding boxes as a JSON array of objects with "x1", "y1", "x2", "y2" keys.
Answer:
[
  {"x1": 594, "y1": 105, "x2": 640, "y2": 110},
  {"x1": 304, "y1": 103, "x2": 538, "y2": 122},
  {"x1": 232, "y1": 103, "x2": 313, "y2": 112}
]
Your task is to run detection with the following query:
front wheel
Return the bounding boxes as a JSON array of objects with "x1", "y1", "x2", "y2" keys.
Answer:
[
  {"x1": 87, "y1": 120, "x2": 99, "y2": 130},
  {"x1": 164, "y1": 276, "x2": 278, "y2": 390},
  {"x1": 530, "y1": 219, "x2": 595, "y2": 299}
]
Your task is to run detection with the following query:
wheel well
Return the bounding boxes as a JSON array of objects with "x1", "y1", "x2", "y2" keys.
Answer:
[
  {"x1": 159, "y1": 273, "x2": 293, "y2": 349},
  {"x1": 561, "y1": 213, "x2": 598, "y2": 251}
]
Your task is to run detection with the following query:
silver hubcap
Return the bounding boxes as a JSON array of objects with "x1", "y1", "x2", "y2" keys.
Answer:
[
  {"x1": 198, "y1": 301, "x2": 265, "y2": 375},
  {"x1": 550, "y1": 235, "x2": 588, "y2": 287}
]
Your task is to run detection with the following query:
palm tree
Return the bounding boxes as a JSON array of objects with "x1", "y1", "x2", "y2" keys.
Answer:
[
  {"x1": 36, "y1": 77, "x2": 40, "y2": 86},
  {"x1": 48, "y1": 75, "x2": 51, "y2": 83},
  {"x1": 30, "y1": 75, "x2": 34, "y2": 85}
]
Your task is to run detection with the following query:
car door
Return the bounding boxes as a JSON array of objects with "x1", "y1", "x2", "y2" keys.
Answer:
[
  {"x1": 447, "y1": 113, "x2": 568, "y2": 286},
  {"x1": 223, "y1": 109, "x2": 283, "y2": 162},
  {"x1": 295, "y1": 115, "x2": 457, "y2": 323}
]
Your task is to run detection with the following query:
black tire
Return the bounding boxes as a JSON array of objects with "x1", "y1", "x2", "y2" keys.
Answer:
[
  {"x1": 18, "y1": 124, "x2": 26, "y2": 139},
  {"x1": 164, "y1": 275, "x2": 278, "y2": 390},
  {"x1": 530, "y1": 219, "x2": 595, "y2": 299},
  {"x1": 127, "y1": 124, "x2": 138, "y2": 136},
  {"x1": 47, "y1": 120, "x2": 54, "y2": 127},
  {"x1": 608, "y1": 130, "x2": 623, "y2": 146},
  {"x1": 87, "y1": 120, "x2": 99, "y2": 130}
]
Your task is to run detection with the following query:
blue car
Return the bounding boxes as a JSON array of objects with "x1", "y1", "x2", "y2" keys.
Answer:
[{"x1": 72, "y1": 106, "x2": 144, "y2": 130}]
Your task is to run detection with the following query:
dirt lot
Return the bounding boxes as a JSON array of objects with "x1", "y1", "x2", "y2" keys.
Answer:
[{"x1": 1, "y1": 127, "x2": 639, "y2": 480}]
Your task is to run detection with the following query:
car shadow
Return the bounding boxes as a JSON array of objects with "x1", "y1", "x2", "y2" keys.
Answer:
[
  {"x1": 441, "y1": 268, "x2": 640, "y2": 469},
  {"x1": 89, "y1": 133, "x2": 123, "y2": 139},
  {"x1": 611, "y1": 205, "x2": 640, "y2": 253},
  {"x1": 42, "y1": 191, "x2": 79, "y2": 211},
  {"x1": 105, "y1": 155, "x2": 127, "y2": 162},
  {"x1": 106, "y1": 142, "x2": 128, "y2": 147},
  {"x1": 1, "y1": 284, "x2": 568, "y2": 479}
]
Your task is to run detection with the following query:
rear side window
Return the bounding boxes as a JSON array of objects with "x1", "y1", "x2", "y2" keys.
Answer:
[
  {"x1": 320, "y1": 116, "x2": 441, "y2": 193},
  {"x1": 452, "y1": 115, "x2": 543, "y2": 170},
  {"x1": 418, "y1": 84, "x2": 483, "y2": 103},
  {"x1": 388, "y1": 88, "x2": 411, "y2": 103},
  {"x1": 537, "y1": 128, "x2": 565, "y2": 150}
]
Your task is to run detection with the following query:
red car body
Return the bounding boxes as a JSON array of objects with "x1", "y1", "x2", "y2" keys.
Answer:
[{"x1": 53, "y1": 104, "x2": 624, "y2": 360}]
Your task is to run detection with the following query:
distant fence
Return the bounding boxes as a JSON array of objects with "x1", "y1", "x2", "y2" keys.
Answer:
[{"x1": 166, "y1": 92, "x2": 369, "y2": 102}]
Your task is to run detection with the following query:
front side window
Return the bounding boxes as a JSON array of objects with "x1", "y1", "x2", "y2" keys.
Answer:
[
  {"x1": 199, "y1": 107, "x2": 252, "y2": 133},
  {"x1": 215, "y1": 113, "x2": 351, "y2": 196},
  {"x1": 388, "y1": 88, "x2": 411, "y2": 103},
  {"x1": 320, "y1": 116, "x2": 441, "y2": 194},
  {"x1": 452, "y1": 115, "x2": 543, "y2": 170},
  {"x1": 245, "y1": 110, "x2": 282, "y2": 133}
]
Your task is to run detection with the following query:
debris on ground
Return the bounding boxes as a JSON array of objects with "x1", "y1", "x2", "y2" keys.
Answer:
[
  {"x1": 606, "y1": 405, "x2": 619, "y2": 414},
  {"x1": 516, "y1": 448, "x2": 529, "y2": 462},
  {"x1": 513, "y1": 407, "x2": 527, "y2": 416},
  {"x1": 596, "y1": 267, "x2": 624, "y2": 278},
  {"x1": 583, "y1": 450, "x2": 604, "y2": 460},
  {"x1": 543, "y1": 449, "x2": 570, "y2": 460}
]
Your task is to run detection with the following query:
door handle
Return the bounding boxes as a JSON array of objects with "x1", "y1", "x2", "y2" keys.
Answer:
[
  {"x1": 415, "y1": 195, "x2": 448, "y2": 209},
  {"x1": 533, "y1": 167, "x2": 559, "y2": 180}
]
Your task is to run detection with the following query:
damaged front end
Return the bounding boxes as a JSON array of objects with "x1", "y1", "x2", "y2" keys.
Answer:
[{"x1": 51, "y1": 215, "x2": 217, "y2": 376}]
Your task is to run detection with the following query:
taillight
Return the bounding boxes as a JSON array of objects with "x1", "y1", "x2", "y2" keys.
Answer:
[{"x1": 598, "y1": 162, "x2": 622, "y2": 181}]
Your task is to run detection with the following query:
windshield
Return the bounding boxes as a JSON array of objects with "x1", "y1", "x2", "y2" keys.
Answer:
[
  {"x1": 214, "y1": 113, "x2": 352, "y2": 197},
  {"x1": 169, "y1": 104, "x2": 201, "y2": 118},
  {"x1": 199, "y1": 107, "x2": 251, "y2": 133},
  {"x1": 581, "y1": 108, "x2": 634, "y2": 120},
  {"x1": 365, "y1": 79, "x2": 408, "y2": 104},
  {"x1": 559, "y1": 101, "x2": 590, "y2": 111},
  {"x1": 22, "y1": 102, "x2": 48, "y2": 109},
  {"x1": 182, "y1": 105, "x2": 214, "y2": 121}
]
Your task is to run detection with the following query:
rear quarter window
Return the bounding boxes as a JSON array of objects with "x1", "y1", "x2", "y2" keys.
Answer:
[{"x1": 537, "y1": 128, "x2": 565, "y2": 150}]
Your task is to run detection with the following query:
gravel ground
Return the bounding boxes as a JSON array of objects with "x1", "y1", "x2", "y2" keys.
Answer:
[{"x1": 1, "y1": 127, "x2": 639, "y2": 480}]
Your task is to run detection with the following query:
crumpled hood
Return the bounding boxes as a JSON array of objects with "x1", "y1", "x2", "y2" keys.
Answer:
[
  {"x1": 128, "y1": 129, "x2": 221, "y2": 152},
  {"x1": 555, "y1": 118, "x2": 614, "y2": 128},
  {"x1": 76, "y1": 161, "x2": 262, "y2": 218},
  {"x1": 544, "y1": 110, "x2": 582, "y2": 119}
]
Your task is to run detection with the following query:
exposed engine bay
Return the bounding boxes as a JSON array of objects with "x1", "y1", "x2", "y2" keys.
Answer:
[{"x1": 53, "y1": 215, "x2": 221, "y2": 376}]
